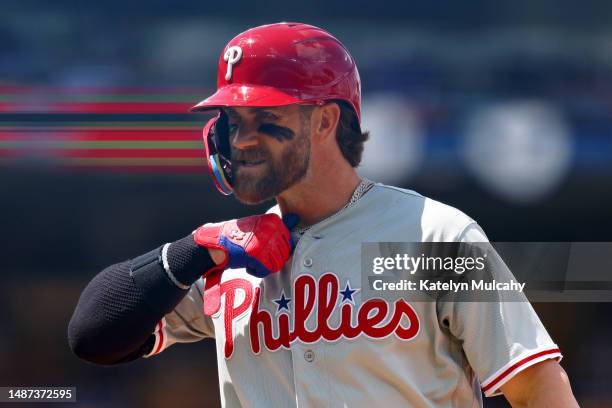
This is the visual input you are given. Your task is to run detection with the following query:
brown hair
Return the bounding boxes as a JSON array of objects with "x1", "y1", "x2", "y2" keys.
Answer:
[
  {"x1": 300, "y1": 101, "x2": 369, "y2": 167},
  {"x1": 335, "y1": 101, "x2": 369, "y2": 167}
]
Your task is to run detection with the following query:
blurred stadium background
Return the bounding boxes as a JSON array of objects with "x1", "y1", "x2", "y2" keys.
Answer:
[{"x1": 1, "y1": 1, "x2": 611, "y2": 406}]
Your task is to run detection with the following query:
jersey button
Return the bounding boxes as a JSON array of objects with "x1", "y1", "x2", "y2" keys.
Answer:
[
  {"x1": 304, "y1": 349, "x2": 315, "y2": 362},
  {"x1": 303, "y1": 258, "x2": 313, "y2": 267}
]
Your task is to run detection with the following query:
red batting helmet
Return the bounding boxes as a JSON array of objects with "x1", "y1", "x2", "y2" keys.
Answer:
[{"x1": 191, "y1": 22, "x2": 362, "y2": 195}]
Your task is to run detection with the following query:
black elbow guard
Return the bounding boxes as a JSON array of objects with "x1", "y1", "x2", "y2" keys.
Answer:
[{"x1": 129, "y1": 247, "x2": 188, "y2": 315}]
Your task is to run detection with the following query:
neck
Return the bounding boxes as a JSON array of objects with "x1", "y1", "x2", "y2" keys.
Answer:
[{"x1": 276, "y1": 163, "x2": 361, "y2": 227}]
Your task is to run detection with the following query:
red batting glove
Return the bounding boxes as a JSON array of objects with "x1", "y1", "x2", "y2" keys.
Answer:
[{"x1": 194, "y1": 213, "x2": 299, "y2": 315}]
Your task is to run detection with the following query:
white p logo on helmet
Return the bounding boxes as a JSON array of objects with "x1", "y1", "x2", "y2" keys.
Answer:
[{"x1": 224, "y1": 46, "x2": 243, "y2": 81}]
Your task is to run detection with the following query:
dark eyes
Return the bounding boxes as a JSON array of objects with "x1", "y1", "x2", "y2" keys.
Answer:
[
  {"x1": 258, "y1": 113, "x2": 279, "y2": 121},
  {"x1": 227, "y1": 115, "x2": 279, "y2": 135},
  {"x1": 228, "y1": 123, "x2": 276, "y2": 134}
]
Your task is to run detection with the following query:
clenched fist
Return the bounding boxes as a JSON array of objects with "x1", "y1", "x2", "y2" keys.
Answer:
[{"x1": 194, "y1": 213, "x2": 299, "y2": 278}]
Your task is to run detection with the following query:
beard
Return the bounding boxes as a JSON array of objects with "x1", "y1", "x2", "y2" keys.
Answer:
[{"x1": 231, "y1": 128, "x2": 310, "y2": 205}]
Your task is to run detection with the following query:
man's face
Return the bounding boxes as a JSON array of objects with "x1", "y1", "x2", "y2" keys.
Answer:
[{"x1": 224, "y1": 105, "x2": 312, "y2": 204}]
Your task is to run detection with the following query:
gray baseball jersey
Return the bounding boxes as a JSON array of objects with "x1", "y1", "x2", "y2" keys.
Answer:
[{"x1": 144, "y1": 184, "x2": 561, "y2": 407}]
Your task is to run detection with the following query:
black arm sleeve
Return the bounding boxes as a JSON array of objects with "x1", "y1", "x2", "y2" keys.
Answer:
[{"x1": 67, "y1": 234, "x2": 216, "y2": 365}]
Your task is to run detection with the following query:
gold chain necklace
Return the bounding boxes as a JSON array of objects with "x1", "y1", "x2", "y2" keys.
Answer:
[{"x1": 295, "y1": 178, "x2": 375, "y2": 235}]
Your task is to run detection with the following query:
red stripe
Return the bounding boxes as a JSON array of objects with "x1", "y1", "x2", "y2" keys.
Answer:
[
  {"x1": 0, "y1": 160, "x2": 205, "y2": 173},
  {"x1": 154, "y1": 321, "x2": 165, "y2": 355},
  {"x1": 0, "y1": 85, "x2": 209, "y2": 94},
  {"x1": 0, "y1": 149, "x2": 18, "y2": 158},
  {"x1": 0, "y1": 127, "x2": 201, "y2": 133},
  {"x1": 0, "y1": 102, "x2": 194, "y2": 114},
  {"x1": 0, "y1": 130, "x2": 201, "y2": 141},
  {"x1": 0, "y1": 149, "x2": 203, "y2": 158},
  {"x1": 482, "y1": 348, "x2": 561, "y2": 393},
  {"x1": 67, "y1": 165, "x2": 205, "y2": 173}
]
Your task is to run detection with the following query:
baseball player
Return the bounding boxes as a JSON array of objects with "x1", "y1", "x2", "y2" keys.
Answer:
[{"x1": 68, "y1": 23, "x2": 578, "y2": 407}]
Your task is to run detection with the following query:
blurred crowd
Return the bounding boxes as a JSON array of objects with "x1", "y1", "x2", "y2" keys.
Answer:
[{"x1": 1, "y1": 2, "x2": 611, "y2": 406}]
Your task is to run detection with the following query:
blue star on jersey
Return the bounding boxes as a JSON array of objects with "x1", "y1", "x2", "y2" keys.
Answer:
[
  {"x1": 339, "y1": 281, "x2": 359, "y2": 304},
  {"x1": 273, "y1": 292, "x2": 291, "y2": 313}
]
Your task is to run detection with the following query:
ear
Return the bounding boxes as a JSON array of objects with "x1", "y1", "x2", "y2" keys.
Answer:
[{"x1": 313, "y1": 102, "x2": 341, "y2": 142}]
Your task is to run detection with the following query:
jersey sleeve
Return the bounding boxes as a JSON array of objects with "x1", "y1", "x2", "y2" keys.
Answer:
[
  {"x1": 143, "y1": 277, "x2": 215, "y2": 358},
  {"x1": 437, "y1": 222, "x2": 562, "y2": 397}
]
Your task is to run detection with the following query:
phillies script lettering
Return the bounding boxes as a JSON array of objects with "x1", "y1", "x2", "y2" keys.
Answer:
[{"x1": 217, "y1": 273, "x2": 420, "y2": 358}]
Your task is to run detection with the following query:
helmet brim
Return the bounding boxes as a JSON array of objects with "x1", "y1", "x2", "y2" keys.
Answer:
[{"x1": 190, "y1": 84, "x2": 303, "y2": 112}]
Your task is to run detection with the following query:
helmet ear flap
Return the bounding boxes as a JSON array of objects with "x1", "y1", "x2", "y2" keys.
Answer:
[
  {"x1": 202, "y1": 112, "x2": 234, "y2": 195},
  {"x1": 214, "y1": 110, "x2": 231, "y2": 159}
]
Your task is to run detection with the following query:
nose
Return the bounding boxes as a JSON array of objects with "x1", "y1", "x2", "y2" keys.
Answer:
[{"x1": 231, "y1": 124, "x2": 260, "y2": 150}]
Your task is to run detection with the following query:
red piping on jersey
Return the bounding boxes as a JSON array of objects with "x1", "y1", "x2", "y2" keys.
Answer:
[
  {"x1": 153, "y1": 320, "x2": 165, "y2": 355},
  {"x1": 482, "y1": 347, "x2": 561, "y2": 393}
]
